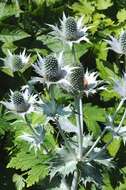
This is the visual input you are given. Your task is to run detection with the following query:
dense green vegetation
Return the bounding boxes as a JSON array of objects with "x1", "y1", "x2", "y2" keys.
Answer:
[{"x1": 1, "y1": 0, "x2": 126, "y2": 190}]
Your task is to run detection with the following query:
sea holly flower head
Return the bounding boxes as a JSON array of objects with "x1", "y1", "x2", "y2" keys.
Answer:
[
  {"x1": 113, "y1": 73, "x2": 126, "y2": 98},
  {"x1": 32, "y1": 52, "x2": 71, "y2": 87},
  {"x1": 60, "y1": 66, "x2": 84, "y2": 96},
  {"x1": 48, "y1": 13, "x2": 89, "y2": 48},
  {"x1": 2, "y1": 49, "x2": 30, "y2": 72},
  {"x1": 106, "y1": 30, "x2": 126, "y2": 55},
  {"x1": 83, "y1": 69, "x2": 105, "y2": 96},
  {"x1": 0, "y1": 88, "x2": 37, "y2": 116},
  {"x1": 19, "y1": 125, "x2": 45, "y2": 153}
]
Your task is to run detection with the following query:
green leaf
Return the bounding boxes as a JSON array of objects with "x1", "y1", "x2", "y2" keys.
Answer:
[
  {"x1": 26, "y1": 165, "x2": 48, "y2": 187},
  {"x1": 96, "y1": 0, "x2": 113, "y2": 10},
  {"x1": 13, "y1": 174, "x2": 25, "y2": 190},
  {"x1": 0, "y1": 67, "x2": 14, "y2": 77},
  {"x1": 0, "y1": 27, "x2": 29, "y2": 43},
  {"x1": 0, "y1": 3, "x2": 22, "y2": 21},
  {"x1": 84, "y1": 103, "x2": 105, "y2": 136},
  {"x1": 117, "y1": 9, "x2": 126, "y2": 22}
]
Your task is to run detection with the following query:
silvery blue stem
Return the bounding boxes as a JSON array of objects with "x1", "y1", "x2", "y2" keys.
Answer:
[
  {"x1": 83, "y1": 128, "x2": 107, "y2": 160},
  {"x1": 117, "y1": 108, "x2": 126, "y2": 132},
  {"x1": 71, "y1": 170, "x2": 78, "y2": 190},
  {"x1": 75, "y1": 97, "x2": 83, "y2": 160},
  {"x1": 72, "y1": 44, "x2": 78, "y2": 66},
  {"x1": 112, "y1": 98, "x2": 125, "y2": 122}
]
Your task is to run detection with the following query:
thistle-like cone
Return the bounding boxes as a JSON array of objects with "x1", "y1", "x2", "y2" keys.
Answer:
[
  {"x1": 12, "y1": 91, "x2": 29, "y2": 113},
  {"x1": 42, "y1": 55, "x2": 60, "y2": 81},
  {"x1": 67, "y1": 66, "x2": 84, "y2": 95},
  {"x1": 120, "y1": 31, "x2": 126, "y2": 54},
  {"x1": 12, "y1": 55, "x2": 23, "y2": 71},
  {"x1": 64, "y1": 17, "x2": 77, "y2": 41}
]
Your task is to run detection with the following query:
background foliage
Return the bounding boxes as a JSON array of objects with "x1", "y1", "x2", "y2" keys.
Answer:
[{"x1": 1, "y1": 0, "x2": 126, "y2": 189}]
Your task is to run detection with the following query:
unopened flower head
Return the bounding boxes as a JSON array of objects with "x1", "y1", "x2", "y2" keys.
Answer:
[
  {"x1": 2, "y1": 49, "x2": 30, "y2": 72},
  {"x1": 106, "y1": 30, "x2": 126, "y2": 55},
  {"x1": 32, "y1": 52, "x2": 70, "y2": 86},
  {"x1": 19, "y1": 125, "x2": 45, "y2": 153},
  {"x1": 60, "y1": 66, "x2": 84, "y2": 96},
  {"x1": 84, "y1": 69, "x2": 105, "y2": 96},
  {"x1": 113, "y1": 73, "x2": 126, "y2": 98},
  {"x1": 48, "y1": 13, "x2": 89, "y2": 48},
  {"x1": 0, "y1": 88, "x2": 37, "y2": 116}
]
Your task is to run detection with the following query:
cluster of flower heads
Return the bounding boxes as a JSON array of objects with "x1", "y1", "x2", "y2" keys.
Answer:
[{"x1": 0, "y1": 13, "x2": 107, "y2": 152}]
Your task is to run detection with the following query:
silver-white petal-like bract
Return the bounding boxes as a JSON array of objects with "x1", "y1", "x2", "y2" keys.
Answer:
[
  {"x1": 48, "y1": 13, "x2": 90, "y2": 48},
  {"x1": 84, "y1": 69, "x2": 106, "y2": 96}
]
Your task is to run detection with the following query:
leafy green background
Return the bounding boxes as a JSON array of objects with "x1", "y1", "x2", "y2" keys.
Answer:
[{"x1": 1, "y1": 0, "x2": 126, "y2": 189}]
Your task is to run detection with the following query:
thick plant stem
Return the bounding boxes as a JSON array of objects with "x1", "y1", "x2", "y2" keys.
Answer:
[
  {"x1": 112, "y1": 98, "x2": 125, "y2": 122},
  {"x1": 75, "y1": 97, "x2": 83, "y2": 160},
  {"x1": 117, "y1": 108, "x2": 126, "y2": 132},
  {"x1": 72, "y1": 44, "x2": 78, "y2": 66},
  {"x1": 79, "y1": 98, "x2": 83, "y2": 134},
  {"x1": 71, "y1": 170, "x2": 79, "y2": 190}
]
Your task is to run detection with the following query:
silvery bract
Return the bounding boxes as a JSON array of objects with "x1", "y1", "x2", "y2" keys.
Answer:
[
  {"x1": 48, "y1": 13, "x2": 89, "y2": 48},
  {"x1": 32, "y1": 52, "x2": 71, "y2": 86},
  {"x1": 60, "y1": 66, "x2": 84, "y2": 96},
  {"x1": 113, "y1": 73, "x2": 126, "y2": 98},
  {"x1": 19, "y1": 125, "x2": 45, "y2": 153},
  {"x1": 106, "y1": 30, "x2": 126, "y2": 55},
  {"x1": 84, "y1": 69, "x2": 105, "y2": 96},
  {"x1": 0, "y1": 88, "x2": 37, "y2": 116},
  {"x1": 2, "y1": 49, "x2": 30, "y2": 72}
]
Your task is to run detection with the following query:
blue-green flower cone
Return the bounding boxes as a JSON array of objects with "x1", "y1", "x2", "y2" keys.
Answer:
[
  {"x1": 12, "y1": 91, "x2": 29, "y2": 112},
  {"x1": 12, "y1": 55, "x2": 23, "y2": 71},
  {"x1": 68, "y1": 66, "x2": 84, "y2": 95},
  {"x1": 120, "y1": 31, "x2": 126, "y2": 54},
  {"x1": 43, "y1": 55, "x2": 59, "y2": 82},
  {"x1": 64, "y1": 17, "x2": 77, "y2": 41}
]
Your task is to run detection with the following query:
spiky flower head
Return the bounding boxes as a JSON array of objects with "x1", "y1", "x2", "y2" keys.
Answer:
[
  {"x1": 0, "y1": 88, "x2": 37, "y2": 116},
  {"x1": 32, "y1": 52, "x2": 70, "y2": 86},
  {"x1": 83, "y1": 69, "x2": 105, "y2": 96},
  {"x1": 19, "y1": 125, "x2": 45, "y2": 153},
  {"x1": 120, "y1": 31, "x2": 126, "y2": 54},
  {"x1": 60, "y1": 66, "x2": 84, "y2": 96},
  {"x1": 42, "y1": 55, "x2": 60, "y2": 81},
  {"x1": 105, "y1": 30, "x2": 126, "y2": 55},
  {"x1": 2, "y1": 49, "x2": 30, "y2": 72},
  {"x1": 113, "y1": 72, "x2": 126, "y2": 99},
  {"x1": 48, "y1": 13, "x2": 89, "y2": 48}
]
